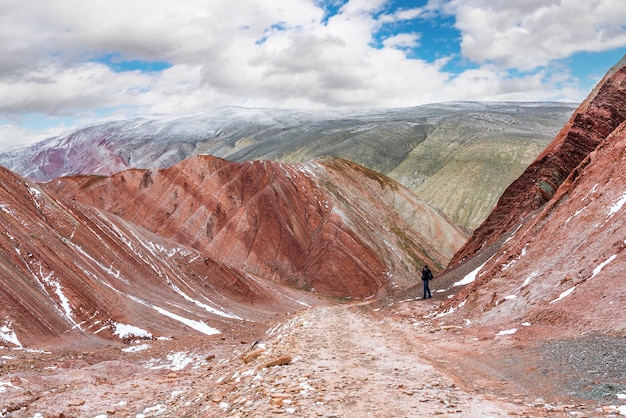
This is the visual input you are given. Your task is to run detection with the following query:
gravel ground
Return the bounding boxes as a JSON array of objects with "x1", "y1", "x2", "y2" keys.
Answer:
[{"x1": 536, "y1": 334, "x2": 626, "y2": 401}]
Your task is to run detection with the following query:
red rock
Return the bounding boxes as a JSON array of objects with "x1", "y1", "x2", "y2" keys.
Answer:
[
  {"x1": 46, "y1": 156, "x2": 467, "y2": 299},
  {"x1": 449, "y1": 56, "x2": 626, "y2": 268},
  {"x1": 440, "y1": 55, "x2": 626, "y2": 338}
]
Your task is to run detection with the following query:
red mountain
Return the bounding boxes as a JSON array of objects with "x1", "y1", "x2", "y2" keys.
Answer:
[
  {"x1": 449, "y1": 56, "x2": 626, "y2": 268},
  {"x1": 0, "y1": 155, "x2": 466, "y2": 348},
  {"x1": 436, "y1": 56, "x2": 626, "y2": 338},
  {"x1": 0, "y1": 166, "x2": 322, "y2": 349},
  {"x1": 45, "y1": 155, "x2": 467, "y2": 300}
]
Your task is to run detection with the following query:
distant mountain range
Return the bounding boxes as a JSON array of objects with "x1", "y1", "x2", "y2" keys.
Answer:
[{"x1": 0, "y1": 102, "x2": 576, "y2": 229}]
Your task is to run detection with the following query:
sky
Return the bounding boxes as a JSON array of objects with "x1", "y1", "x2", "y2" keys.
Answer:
[{"x1": 0, "y1": 0, "x2": 625, "y2": 149}]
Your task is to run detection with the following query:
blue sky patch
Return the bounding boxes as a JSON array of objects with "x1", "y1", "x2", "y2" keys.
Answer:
[{"x1": 95, "y1": 53, "x2": 172, "y2": 73}]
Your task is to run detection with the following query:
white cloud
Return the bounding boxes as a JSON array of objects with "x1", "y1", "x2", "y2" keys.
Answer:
[
  {"x1": 443, "y1": 0, "x2": 626, "y2": 70},
  {"x1": 383, "y1": 33, "x2": 421, "y2": 49},
  {"x1": 0, "y1": 0, "x2": 624, "y2": 148}
]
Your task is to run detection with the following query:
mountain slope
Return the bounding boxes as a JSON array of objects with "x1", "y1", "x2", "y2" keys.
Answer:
[
  {"x1": 449, "y1": 56, "x2": 626, "y2": 266},
  {"x1": 45, "y1": 155, "x2": 468, "y2": 299},
  {"x1": 434, "y1": 55, "x2": 626, "y2": 338},
  {"x1": 0, "y1": 102, "x2": 575, "y2": 228},
  {"x1": 440, "y1": 120, "x2": 626, "y2": 337},
  {"x1": 0, "y1": 166, "x2": 318, "y2": 349}
]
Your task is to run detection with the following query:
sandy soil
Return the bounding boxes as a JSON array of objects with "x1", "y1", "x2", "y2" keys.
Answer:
[{"x1": 1, "y1": 299, "x2": 624, "y2": 417}]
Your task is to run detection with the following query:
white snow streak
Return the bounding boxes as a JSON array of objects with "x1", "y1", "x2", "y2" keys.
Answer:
[
  {"x1": 522, "y1": 271, "x2": 539, "y2": 287},
  {"x1": 27, "y1": 185, "x2": 44, "y2": 209},
  {"x1": 454, "y1": 262, "x2": 486, "y2": 286},
  {"x1": 549, "y1": 286, "x2": 576, "y2": 304},
  {"x1": 608, "y1": 191, "x2": 626, "y2": 218},
  {"x1": 152, "y1": 305, "x2": 220, "y2": 336},
  {"x1": 0, "y1": 321, "x2": 22, "y2": 347},
  {"x1": 496, "y1": 328, "x2": 517, "y2": 336},
  {"x1": 167, "y1": 282, "x2": 241, "y2": 320},
  {"x1": 591, "y1": 254, "x2": 617, "y2": 279}
]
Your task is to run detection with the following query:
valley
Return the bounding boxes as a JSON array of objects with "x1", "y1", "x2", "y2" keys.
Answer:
[{"x1": 1, "y1": 55, "x2": 626, "y2": 417}]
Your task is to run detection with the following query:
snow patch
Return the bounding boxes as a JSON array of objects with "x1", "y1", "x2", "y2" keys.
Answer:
[
  {"x1": 454, "y1": 262, "x2": 486, "y2": 286},
  {"x1": 0, "y1": 321, "x2": 22, "y2": 347},
  {"x1": 496, "y1": 328, "x2": 517, "y2": 336},
  {"x1": 122, "y1": 344, "x2": 151, "y2": 353},
  {"x1": 591, "y1": 254, "x2": 617, "y2": 279},
  {"x1": 27, "y1": 185, "x2": 44, "y2": 209},
  {"x1": 549, "y1": 286, "x2": 576, "y2": 304},
  {"x1": 113, "y1": 323, "x2": 153, "y2": 339},
  {"x1": 146, "y1": 351, "x2": 200, "y2": 371},
  {"x1": 138, "y1": 404, "x2": 167, "y2": 417},
  {"x1": 608, "y1": 191, "x2": 626, "y2": 218},
  {"x1": 435, "y1": 299, "x2": 466, "y2": 318},
  {"x1": 0, "y1": 381, "x2": 22, "y2": 393}
]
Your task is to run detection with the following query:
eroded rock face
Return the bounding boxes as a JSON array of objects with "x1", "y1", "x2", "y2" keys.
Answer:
[
  {"x1": 0, "y1": 166, "x2": 318, "y2": 349},
  {"x1": 442, "y1": 120, "x2": 626, "y2": 337},
  {"x1": 46, "y1": 156, "x2": 468, "y2": 299},
  {"x1": 0, "y1": 153, "x2": 467, "y2": 347},
  {"x1": 438, "y1": 56, "x2": 626, "y2": 337},
  {"x1": 449, "y1": 57, "x2": 626, "y2": 267}
]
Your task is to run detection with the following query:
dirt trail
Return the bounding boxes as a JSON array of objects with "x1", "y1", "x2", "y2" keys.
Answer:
[
  {"x1": 201, "y1": 304, "x2": 536, "y2": 417},
  {"x1": 2, "y1": 302, "x2": 620, "y2": 417}
]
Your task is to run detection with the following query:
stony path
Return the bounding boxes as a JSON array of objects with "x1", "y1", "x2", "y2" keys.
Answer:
[{"x1": 201, "y1": 305, "x2": 531, "y2": 417}]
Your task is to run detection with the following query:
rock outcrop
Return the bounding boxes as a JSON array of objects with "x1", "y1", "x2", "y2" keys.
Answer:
[
  {"x1": 437, "y1": 55, "x2": 626, "y2": 338},
  {"x1": 449, "y1": 55, "x2": 626, "y2": 267}
]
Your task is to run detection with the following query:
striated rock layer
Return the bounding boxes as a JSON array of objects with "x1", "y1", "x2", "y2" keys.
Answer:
[
  {"x1": 0, "y1": 166, "x2": 319, "y2": 349},
  {"x1": 0, "y1": 153, "x2": 467, "y2": 348},
  {"x1": 436, "y1": 55, "x2": 626, "y2": 338},
  {"x1": 449, "y1": 56, "x2": 626, "y2": 267},
  {"x1": 46, "y1": 155, "x2": 468, "y2": 299}
]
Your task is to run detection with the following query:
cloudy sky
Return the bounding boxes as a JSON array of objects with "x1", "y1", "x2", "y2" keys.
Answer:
[{"x1": 1, "y1": 0, "x2": 625, "y2": 148}]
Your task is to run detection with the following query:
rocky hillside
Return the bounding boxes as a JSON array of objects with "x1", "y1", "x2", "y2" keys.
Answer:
[
  {"x1": 0, "y1": 102, "x2": 575, "y2": 229},
  {"x1": 450, "y1": 56, "x2": 626, "y2": 267},
  {"x1": 0, "y1": 164, "x2": 326, "y2": 350},
  {"x1": 45, "y1": 155, "x2": 467, "y2": 298},
  {"x1": 433, "y1": 56, "x2": 626, "y2": 339},
  {"x1": 0, "y1": 155, "x2": 466, "y2": 349}
]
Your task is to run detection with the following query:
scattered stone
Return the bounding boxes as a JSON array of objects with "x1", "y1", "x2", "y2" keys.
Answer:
[
  {"x1": 241, "y1": 348, "x2": 266, "y2": 364},
  {"x1": 259, "y1": 354, "x2": 292, "y2": 369}
]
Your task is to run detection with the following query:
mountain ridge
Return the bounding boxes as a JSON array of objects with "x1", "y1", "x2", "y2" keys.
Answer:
[{"x1": 1, "y1": 101, "x2": 576, "y2": 229}]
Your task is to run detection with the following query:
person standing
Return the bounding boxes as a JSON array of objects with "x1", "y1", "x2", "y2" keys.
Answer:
[{"x1": 421, "y1": 265, "x2": 433, "y2": 299}]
